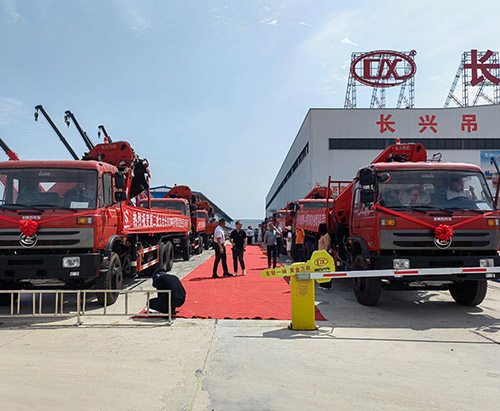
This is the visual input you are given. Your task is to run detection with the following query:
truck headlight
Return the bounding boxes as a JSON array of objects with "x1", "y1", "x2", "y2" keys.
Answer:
[
  {"x1": 63, "y1": 257, "x2": 80, "y2": 268},
  {"x1": 479, "y1": 258, "x2": 494, "y2": 267},
  {"x1": 381, "y1": 218, "x2": 396, "y2": 227},
  {"x1": 77, "y1": 217, "x2": 93, "y2": 225},
  {"x1": 393, "y1": 259, "x2": 410, "y2": 269},
  {"x1": 486, "y1": 218, "x2": 499, "y2": 227}
]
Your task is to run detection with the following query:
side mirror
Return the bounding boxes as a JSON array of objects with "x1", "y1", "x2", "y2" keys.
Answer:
[
  {"x1": 377, "y1": 172, "x2": 391, "y2": 183},
  {"x1": 114, "y1": 191, "x2": 127, "y2": 203},
  {"x1": 359, "y1": 168, "x2": 375, "y2": 186},
  {"x1": 360, "y1": 188, "x2": 375, "y2": 204},
  {"x1": 114, "y1": 172, "x2": 125, "y2": 189}
]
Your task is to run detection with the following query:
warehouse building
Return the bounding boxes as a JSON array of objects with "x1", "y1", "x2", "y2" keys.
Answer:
[{"x1": 266, "y1": 105, "x2": 500, "y2": 215}]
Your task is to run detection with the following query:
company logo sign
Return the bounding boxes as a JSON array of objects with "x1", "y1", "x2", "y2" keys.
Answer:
[
  {"x1": 314, "y1": 257, "x2": 329, "y2": 267},
  {"x1": 19, "y1": 233, "x2": 38, "y2": 248},
  {"x1": 351, "y1": 50, "x2": 417, "y2": 88}
]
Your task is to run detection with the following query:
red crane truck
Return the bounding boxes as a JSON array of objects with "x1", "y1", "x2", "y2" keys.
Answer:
[
  {"x1": 325, "y1": 141, "x2": 500, "y2": 306},
  {"x1": 290, "y1": 182, "x2": 350, "y2": 260},
  {"x1": 143, "y1": 185, "x2": 208, "y2": 260},
  {"x1": 0, "y1": 106, "x2": 189, "y2": 306}
]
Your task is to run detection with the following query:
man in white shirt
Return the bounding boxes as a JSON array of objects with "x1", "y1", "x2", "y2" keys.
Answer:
[
  {"x1": 446, "y1": 177, "x2": 477, "y2": 201},
  {"x1": 213, "y1": 219, "x2": 231, "y2": 278}
]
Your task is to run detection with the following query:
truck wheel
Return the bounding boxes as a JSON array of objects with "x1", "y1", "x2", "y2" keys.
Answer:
[
  {"x1": 96, "y1": 252, "x2": 123, "y2": 306},
  {"x1": 352, "y1": 255, "x2": 381, "y2": 306},
  {"x1": 195, "y1": 236, "x2": 203, "y2": 255},
  {"x1": 165, "y1": 241, "x2": 174, "y2": 272},
  {"x1": 158, "y1": 242, "x2": 168, "y2": 271},
  {"x1": 305, "y1": 240, "x2": 315, "y2": 260},
  {"x1": 183, "y1": 239, "x2": 191, "y2": 261},
  {"x1": 449, "y1": 280, "x2": 487, "y2": 306}
]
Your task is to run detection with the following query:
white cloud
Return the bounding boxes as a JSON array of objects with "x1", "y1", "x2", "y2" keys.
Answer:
[
  {"x1": 0, "y1": 97, "x2": 23, "y2": 127},
  {"x1": 296, "y1": 21, "x2": 312, "y2": 27},
  {"x1": 340, "y1": 36, "x2": 357, "y2": 46},
  {"x1": 121, "y1": 3, "x2": 152, "y2": 34},
  {"x1": 260, "y1": 18, "x2": 278, "y2": 26},
  {"x1": 1, "y1": 0, "x2": 22, "y2": 24}
]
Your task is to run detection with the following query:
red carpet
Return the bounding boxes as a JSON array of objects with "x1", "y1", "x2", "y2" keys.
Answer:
[{"x1": 175, "y1": 244, "x2": 327, "y2": 321}]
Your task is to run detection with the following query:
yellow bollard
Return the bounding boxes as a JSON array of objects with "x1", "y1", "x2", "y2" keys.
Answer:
[
  {"x1": 261, "y1": 250, "x2": 335, "y2": 332},
  {"x1": 290, "y1": 274, "x2": 316, "y2": 330}
]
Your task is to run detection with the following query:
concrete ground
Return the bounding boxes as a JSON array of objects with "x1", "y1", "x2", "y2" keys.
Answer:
[{"x1": 0, "y1": 247, "x2": 499, "y2": 411}]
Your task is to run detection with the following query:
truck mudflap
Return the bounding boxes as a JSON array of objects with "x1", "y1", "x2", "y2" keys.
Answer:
[
  {"x1": 0, "y1": 253, "x2": 101, "y2": 280},
  {"x1": 308, "y1": 266, "x2": 500, "y2": 280}
]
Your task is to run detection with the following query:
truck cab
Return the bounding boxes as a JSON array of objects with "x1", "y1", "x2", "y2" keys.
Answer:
[
  {"x1": 335, "y1": 144, "x2": 500, "y2": 306},
  {"x1": 0, "y1": 160, "x2": 122, "y2": 295}
]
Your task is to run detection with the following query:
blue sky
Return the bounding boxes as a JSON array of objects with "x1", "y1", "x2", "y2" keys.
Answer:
[{"x1": 1, "y1": 0, "x2": 499, "y2": 219}]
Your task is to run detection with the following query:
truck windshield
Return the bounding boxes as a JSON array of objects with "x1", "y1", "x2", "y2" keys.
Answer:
[
  {"x1": 148, "y1": 201, "x2": 188, "y2": 216},
  {"x1": 377, "y1": 170, "x2": 495, "y2": 211},
  {"x1": 300, "y1": 202, "x2": 332, "y2": 210},
  {"x1": 0, "y1": 168, "x2": 98, "y2": 210},
  {"x1": 196, "y1": 211, "x2": 207, "y2": 219}
]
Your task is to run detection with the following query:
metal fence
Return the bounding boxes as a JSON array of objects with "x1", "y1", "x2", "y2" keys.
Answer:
[{"x1": 0, "y1": 289, "x2": 171, "y2": 325}]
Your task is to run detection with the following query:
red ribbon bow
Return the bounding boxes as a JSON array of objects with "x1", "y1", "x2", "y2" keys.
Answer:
[
  {"x1": 434, "y1": 224, "x2": 454, "y2": 242},
  {"x1": 19, "y1": 219, "x2": 39, "y2": 237}
]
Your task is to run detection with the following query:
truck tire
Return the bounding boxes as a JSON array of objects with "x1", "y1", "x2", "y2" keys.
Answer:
[
  {"x1": 195, "y1": 236, "x2": 203, "y2": 255},
  {"x1": 165, "y1": 241, "x2": 174, "y2": 272},
  {"x1": 352, "y1": 255, "x2": 381, "y2": 306},
  {"x1": 183, "y1": 239, "x2": 191, "y2": 261},
  {"x1": 449, "y1": 280, "x2": 487, "y2": 306},
  {"x1": 158, "y1": 242, "x2": 168, "y2": 271},
  {"x1": 96, "y1": 252, "x2": 123, "y2": 306},
  {"x1": 305, "y1": 240, "x2": 315, "y2": 260}
]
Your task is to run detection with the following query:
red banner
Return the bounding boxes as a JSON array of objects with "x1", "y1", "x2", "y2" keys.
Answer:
[
  {"x1": 296, "y1": 209, "x2": 326, "y2": 232},
  {"x1": 121, "y1": 205, "x2": 190, "y2": 234}
]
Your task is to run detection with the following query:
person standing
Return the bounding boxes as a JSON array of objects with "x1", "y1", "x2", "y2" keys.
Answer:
[
  {"x1": 264, "y1": 223, "x2": 278, "y2": 269},
  {"x1": 257, "y1": 225, "x2": 263, "y2": 245},
  {"x1": 275, "y1": 222, "x2": 283, "y2": 256},
  {"x1": 213, "y1": 219, "x2": 231, "y2": 278},
  {"x1": 295, "y1": 227, "x2": 305, "y2": 262},
  {"x1": 246, "y1": 226, "x2": 253, "y2": 245},
  {"x1": 318, "y1": 223, "x2": 332, "y2": 289},
  {"x1": 254, "y1": 227, "x2": 258, "y2": 244},
  {"x1": 285, "y1": 226, "x2": 293, "y2": 262},
  {"x1": 230, "y1": 221, "x2": 247, "y2": 276}
]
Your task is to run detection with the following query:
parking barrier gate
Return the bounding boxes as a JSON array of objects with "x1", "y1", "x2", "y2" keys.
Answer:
[
  {"x1": 261, "y1": 250, "x2": 500, "y2": 331},
  {"x1": 0, "y1": 289, "x2": 171, "y2": 325}
]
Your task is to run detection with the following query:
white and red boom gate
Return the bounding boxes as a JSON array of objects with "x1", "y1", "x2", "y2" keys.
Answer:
[{"x1": 261, "y1": 250, "x2": 500, "y2": 281}]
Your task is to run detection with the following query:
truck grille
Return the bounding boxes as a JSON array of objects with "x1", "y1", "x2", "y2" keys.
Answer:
[
  {"x1": 380, "y1": 229, "x2": 499, "y2": 251},
  {"x1": 0, "y1": 228, "x2": 94, "y2": 250}
]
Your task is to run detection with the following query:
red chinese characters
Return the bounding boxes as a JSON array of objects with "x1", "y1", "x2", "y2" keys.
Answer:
[
  {"x1": 418, "y1": 115, "x2": 438, "y2": 133},
  {"x1": 376, "y1": 114, "x2": 395, "y2": 134},
  {"x1": 461, "y1": 114, "x2": 478, "y2": 133},
  {"x1": 464, "y1": 49, "x2": 500, "y2": 86}
]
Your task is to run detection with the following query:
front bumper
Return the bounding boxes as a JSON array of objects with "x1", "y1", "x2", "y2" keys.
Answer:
[{"x1": 0, "y1": 253, "x2": 102, "y2": 280}]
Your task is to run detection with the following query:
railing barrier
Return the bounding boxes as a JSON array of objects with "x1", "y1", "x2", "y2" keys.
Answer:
[{"x1": 0, "y1": 288, "x2": 171, "y2": 325}]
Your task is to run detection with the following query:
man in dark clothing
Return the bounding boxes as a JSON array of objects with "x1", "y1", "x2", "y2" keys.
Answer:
[
  {"x1": 149, "y1": 269, "x2": 186, "y2": 314},
  {"x1": 229, "y1": 220, "x2": 247, "y2": 276},
  {"x1": 264, "y1": 223, "x2": 278, "y2": 269}
]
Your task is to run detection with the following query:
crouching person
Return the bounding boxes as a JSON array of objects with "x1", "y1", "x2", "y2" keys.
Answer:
[{"x1": 149, "y1": 269, "x2": 186, "y2": 315}]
